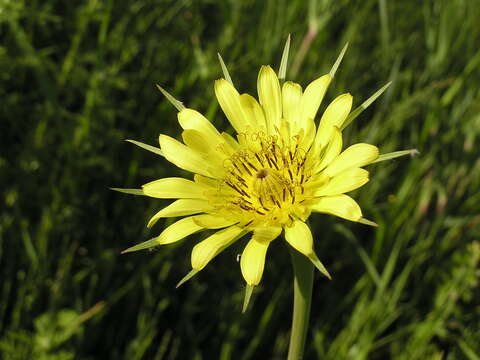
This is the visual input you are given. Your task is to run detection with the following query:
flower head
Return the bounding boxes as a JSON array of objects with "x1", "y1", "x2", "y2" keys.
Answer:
[{"x1": 116, "y1": 40, "x2": 414, "y2": 304}]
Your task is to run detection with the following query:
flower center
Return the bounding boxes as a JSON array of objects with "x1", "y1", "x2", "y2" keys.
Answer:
[{"x1": 217, "y1": 131, "x2": 313, "y2": 225}]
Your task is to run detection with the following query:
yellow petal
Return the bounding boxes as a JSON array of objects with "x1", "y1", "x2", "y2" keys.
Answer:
[
  {"x1": 315, "y1": 93, "x2": 352, "y2": 148},
  {"x1": 159, "y1": 134, "x2": 223, "y2": 178},
  {"x1": 324, "y1": 143, "x2": 379, "y2": 177},
  {"x1": 214, "y1": 79, "x2": 251, "y2": 133},
  {"x1": 181, "y1": 129, "x2": 211, "y2": 154},
  {"x1": 193, "y1": 174, "x2": 219, "y2": 189},
  {"x1": 147, "y1": 199, "x2": 212, "y2": 228},
  {"x1": 300, "y1": 74, "x2": 331, "y2": 123},
  {"x1": 191, "y1": 225, "x2": 245, "y2": 270},
  {"x1": 284, "y1": 220, "x2": 314, "y2": 256},
  {"x1": 181, "y1": 130, "x2": 226, "y2": 165},
  {"x1": 298, "y1": 117, "x2": 316, "y2": 150},
  {"x1": 314, "y1": 168, "x2": 369, "y2": 197},
  {"x1": 257, "y1": 66, "x2": 282, "y2": 133},
  {"x1": 314, "y1": 126, "x2": 342, "y2": 173},
  {"x1": 156, "y1": 216, "x2": 205, "y2": 245},
  {"x1": 142, "y1": 177, "x2": 206, "y2": 199},
  {"x1": 177, "y1": 108, "x2": 222, "y2": 144},
  {"x1": 240, "y1": 227, "x2": 281, "y2": 285},
  {"x1": 282, "y1": 81, "x2": 302, "y2": 126},
  {"x1": 221, "y1": 132, "x2": 241, "y2": 152},
  {"x1": 284, "y1": 220, "x2": 331, "y2": 277},
  {"x1": 309, "y1": 194, "x2": 362, "y2": 222},
  {"x1": 193, "y1": 214, "x2": 238, "y2": 229},
  {"x1": 240, "y1": 94, "x2": 266, "y2": 130}
]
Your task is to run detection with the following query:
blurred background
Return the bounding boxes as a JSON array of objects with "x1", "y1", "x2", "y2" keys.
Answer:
[{"x1": 1, "y1": 0, "x2": 479, "y2": 359}]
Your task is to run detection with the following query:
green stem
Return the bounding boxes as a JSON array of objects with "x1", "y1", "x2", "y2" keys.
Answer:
[{"x1": 287, "y1": 248, "x2": 314, "y2": 360}]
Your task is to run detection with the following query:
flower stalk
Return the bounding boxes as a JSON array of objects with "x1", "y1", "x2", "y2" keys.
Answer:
[{"x1": 288, "y1": 247, "x2": 314, "y2": 360}]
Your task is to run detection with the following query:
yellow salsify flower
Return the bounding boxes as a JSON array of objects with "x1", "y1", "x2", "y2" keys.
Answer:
[{"x1": 115, "y1": 40, "x2": 415, "y2": 308}]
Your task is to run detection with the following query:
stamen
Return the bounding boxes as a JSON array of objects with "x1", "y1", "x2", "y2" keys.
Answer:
[
  {"x1": 246, "y1": 160, "x2": 258, "y2": 171},
  {"x1": 241, "y1": 162, "x2": 252, "y2": 176},
  {"x1": 288, "y1": 169, "x2": 293, "y2": 180},
  {"x1": 255, "y1": 153, "x2": 265, "y2": 166}
]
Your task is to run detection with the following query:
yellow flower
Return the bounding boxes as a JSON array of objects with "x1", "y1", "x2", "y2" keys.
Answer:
[{"x1": 116, "y1": 41, "x2": 415, "y2": 294}]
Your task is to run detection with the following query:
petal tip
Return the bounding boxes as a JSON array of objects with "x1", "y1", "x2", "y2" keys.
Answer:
[{"x1": 176, "y1": 269, "x2": 199, "y2": 288}]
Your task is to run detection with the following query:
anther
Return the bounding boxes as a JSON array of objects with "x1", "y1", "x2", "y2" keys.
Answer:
[
  {"x1": 241, "y1": 162, "x2": 252, "y2": 176},
  {"x1": 246, "y1": 160, "x2": 258, "y2": 171},
  {"x1": 226, "y1": 181, "x2": 243, "y2": 196},
  {"x1": 270, "y1": 195, "x2": 281, "y2": 208},
  {"x1": 255, "y1": 153, "x2": 265, "y2": 166},
  {"x1": 270, "y1": 158, "x2": 280, "y2": 171}
]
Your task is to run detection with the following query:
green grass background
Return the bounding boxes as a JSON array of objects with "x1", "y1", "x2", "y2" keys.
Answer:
[{"x1": 1, "y1": 0, "x2": 479, "y2": 359}]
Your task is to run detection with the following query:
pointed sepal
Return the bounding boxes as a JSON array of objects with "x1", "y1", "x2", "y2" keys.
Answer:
[
  {"x1": 278, "y1": 34, "x2": 291, "y2": 81},
  {"x1": 156, "y1": 84, "x2": 185, "y2": 111},
  {"x1": 371, "y1": 149, "x2": 419, "y2": 164},
  {"x1": 110, "y1": 188, "x2": 144, "y2": 196},
  {"x1": 358, "y1": 218, "x2": 379, "y2": 227},
  {"x1": 308, "y1": 253, "x2": 332, "y2": 280},
  {"x1": 126, "y1": 139, "x2": 163, "y2": 156},
  {"x1": 217, "y1": 53, "x2": 233, "y2": 85},
  {"x1": 121, "y1": 237, "x2": 160, "y2": 254},
  {"x1": 341, "y1": 81, "x2": 392, "y2": 130},
  {"x1": 329, "y1": 42, "x2": 348, "y2": 78},
  {"x1": 176, "y1": 269, "x2": 199, "y2": 288},
  {"x1": 242, "y1": 284, "x2": 255, "y2": 313}
]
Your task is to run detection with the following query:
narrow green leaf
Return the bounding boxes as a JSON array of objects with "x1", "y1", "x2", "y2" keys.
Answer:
[
  {"x1": 217, "y1": 53, "x2": 233, "y2": 85},
  {"x1": 121, "y1": 237, "x2": 160, "y2": 254},
  {"x1": 176, "y1": 269, "x2": 199, "y2": 288},
  {"x1": 370, "y1": 149, "x2": 419, "y2": 164},
  {"x1": 110, "y1": 188, "x2": 144, "y2": 195},
  {"x1": 126, "y1": 139, "x2": 163, "y2": 156},
  {"x1": 329, "y1": 42, "x2": 348, "y2": 78},
  {"x1": 341, "y1": 82, "x2": 392, "y2": 130},
  {"x1": 242, "y1": 284, "x2": 255, "y2": 313},
  {"x1": 156, "y1": 84, "x2": 185, "y2": 111},
  {"x1": 278, "y1": 34, "x2": 291, "y2": 81}
]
